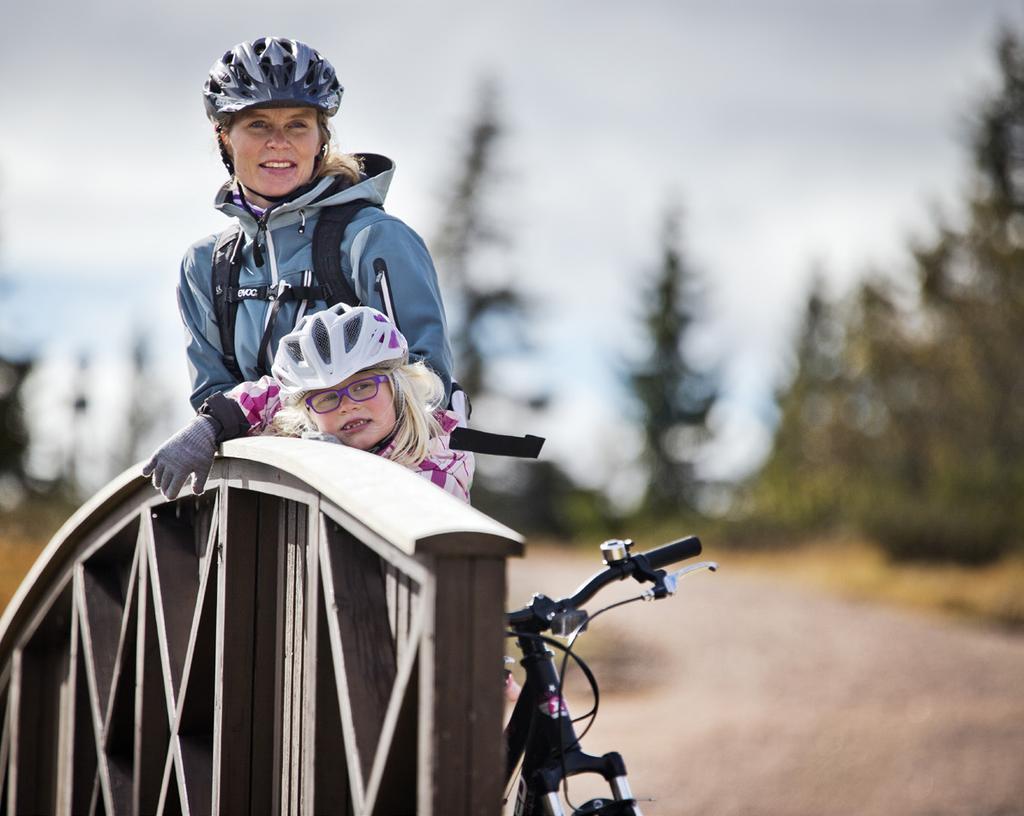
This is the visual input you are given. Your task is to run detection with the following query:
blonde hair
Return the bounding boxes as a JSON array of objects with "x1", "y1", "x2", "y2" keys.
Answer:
[
  {"x1": 217, "y1": 109, "x2": 362, "y2": 187},
  {"x1": 271, "y1": 361, "x2": 447, "y2": 467}
]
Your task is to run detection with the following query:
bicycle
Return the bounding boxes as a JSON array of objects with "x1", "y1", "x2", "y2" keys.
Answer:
[{"x1": 503, "y1": 536, "x2": 717, "y2": 816}]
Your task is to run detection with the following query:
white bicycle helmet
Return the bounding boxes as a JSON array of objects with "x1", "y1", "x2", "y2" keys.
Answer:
[{"x1": 272, "y1": 304, "x2": 409, "y2": 396}]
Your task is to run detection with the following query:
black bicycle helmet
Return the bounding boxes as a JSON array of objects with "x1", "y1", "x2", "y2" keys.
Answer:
[{"x1": 203, "y1": 37, "x2": 343, "y2": 123}]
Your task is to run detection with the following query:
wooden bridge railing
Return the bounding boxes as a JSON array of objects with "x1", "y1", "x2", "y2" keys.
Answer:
[{"x1": 0, "y1": 437, "x2": 523, "y2": 815}]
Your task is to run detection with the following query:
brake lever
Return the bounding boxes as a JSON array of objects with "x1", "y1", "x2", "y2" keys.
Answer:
[{"x1": 641, "y1": 561, "x2": 718, "y2": 600}]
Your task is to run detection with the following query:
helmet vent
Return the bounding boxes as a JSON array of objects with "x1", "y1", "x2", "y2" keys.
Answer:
[
  {"x1": 312, "y1": 318, "x2": 332, "y2": 363},
  {"x1": 343, "y1": 313, "x2": 364, "y2": 352},
  {"x1": 285, "y1": 340, "x2": 304, "y2": 363}
]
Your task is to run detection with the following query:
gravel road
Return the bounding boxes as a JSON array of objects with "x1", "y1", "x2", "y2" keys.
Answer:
[{"x1": 505, "y1": 546, "x2": 1024, "y2": 816}]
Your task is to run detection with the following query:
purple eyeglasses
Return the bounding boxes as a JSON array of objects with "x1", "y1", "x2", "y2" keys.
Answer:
[{"x1": 304, "y1": 374, "x2": 390, "y2": 414}]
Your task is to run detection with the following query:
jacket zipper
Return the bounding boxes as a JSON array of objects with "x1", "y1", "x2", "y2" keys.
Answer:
[
  {"x1": 373, "y1": 258, "x2": 401, "y2": 330},
  {"x1": 261, "y1": 218, "x2": 282, "y2": 367}
]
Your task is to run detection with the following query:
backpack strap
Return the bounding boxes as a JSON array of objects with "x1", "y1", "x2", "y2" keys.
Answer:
[
  {"x1": 209, "y1": 199, "x2": 381, "y2": 381},
  {"x1": 449, "y1": 428, "x2": 546, "y2": 458},
  {"x1": 211, "y1": 225, "x2": 246, "y2": 381},
  {"x1": 313, "y1": 199, "x2": 383, "y2": 307}
]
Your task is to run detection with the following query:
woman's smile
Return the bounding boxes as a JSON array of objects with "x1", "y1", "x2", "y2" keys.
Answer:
[{"x1": 222, "y1": 107, "x2": 322, "y2": 206}]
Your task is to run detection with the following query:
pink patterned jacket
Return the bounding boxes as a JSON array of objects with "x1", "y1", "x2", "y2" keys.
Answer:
[{"x1": 225, "y1": 376, "x2": 474, "y2": 503}]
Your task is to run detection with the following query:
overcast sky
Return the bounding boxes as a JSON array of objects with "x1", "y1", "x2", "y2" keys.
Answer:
[{"x1": 3, "y1": 0, "x2": 1022, "y2": 494}]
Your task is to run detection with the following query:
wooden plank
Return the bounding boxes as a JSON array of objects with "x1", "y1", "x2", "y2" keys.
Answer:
[
  {"x1": 252, "y1": 493, "x2": 282, "y2": 815},
  {"x1": 287, "y1": 501, "x2": 306, "y2": 816},
  {"x1": 429, "y1": 558, "x2": 471, "y2": 815},
  {"x1": 173, "y1": 544, "x2": 218, "y2": 816},
  {"x1": 7, "y1": 652, "x2": 19, "y2": 815},
  {"x1": 367, "y1": 659, "x2": 419, "y2": 816},
  {"x1": 415, "y1": 571, "x2": 436, "y2": 816},
  {"x1": 68, "y1": 593, "x2": 99, "y2": 816},
  {"x1": 385, "y1": 564, "x2": 398, "y2": 642},
  {"x1": 279, "y1": 503, "x2": 297, "y2": 815},
  {"x1": 316, "y1": 535, "x2": 366, "y2": 812},
  {"x1": 311, "y1": 575, "x2": 352, "y2": 815},
  {"x1": 300, "y1": 499, "x2": 320, "y2": 813},
  {"x1": 363, "y1": 600, "x2": 424, "y2": 815},
  {"x1": 77, "y1": 519, "x2": 138, "y2": 728},
  {"x1": 415, "y1": 531, "x2": 524, "y2": 558},
  {"x1": 466, "y1": 558, "x2": 506, "y2": 816},
  {"x1": 323, "y1": 524, "x2": 397, "y2": 789},
  {"x1": 178, "y1": 734, "x2": 212, "y2": 816},
  {"x1": 426, "y1": 555, "x2": 508, "y2": 815},
  {"x1": 13, "y1": 586, "x2": 73, "y2": 816},
  {"x1": 55, "y1": 598, "x2": 80, "y2": 815},
  {"x1": 100, "y1": 578, "x2": 138, "y2": 816},
  {"x1": 135, "y1": 552, "x2": 170, "y2": 816},
  {"x1": 0, "y1": 678, "x2": 11, "y2": 813},
  {"x1": 154, "y1": 737, "x2": 177, "y2": 816},
  {"x1": 0, "y1": 692, "x2": 9, "y2": 814},
  {"x1": 212, "y1": 486, "x2": 258, "y2": 815},
  {"x1": 396, "y1": 573, "x2": 410, "y2": 668},
  {"x1": 271, "y1": 496, "x2": 287, "y2": 815},
  {"x1": 149, "y1": 507, "x2": 204, "y2": 705}
]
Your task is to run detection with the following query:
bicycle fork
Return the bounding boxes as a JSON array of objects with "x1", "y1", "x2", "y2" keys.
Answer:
[{"x1": 506, "y1": 637, "x2": 642, "y2": 816}]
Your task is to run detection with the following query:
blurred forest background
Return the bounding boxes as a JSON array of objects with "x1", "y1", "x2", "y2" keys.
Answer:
[{"x1": 2, "y1": 26, "x2": 1024, "y2": 627}]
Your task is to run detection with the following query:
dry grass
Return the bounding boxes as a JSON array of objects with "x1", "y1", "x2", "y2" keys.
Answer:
[
  {"x1": 720, "y1": 537, "x2": 1024, "y2": 630},
  {"x1": 0, "y1": 535, "x2": 48, "y2": 615}
]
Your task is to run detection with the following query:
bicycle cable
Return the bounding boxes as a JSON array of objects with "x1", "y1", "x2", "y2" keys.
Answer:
[
  {"x1": 503, "y1": 629, "x2": 602, "y2": 807},
  {"x1": 556, "y1": 594, "x2": 647, "y2": 813}
]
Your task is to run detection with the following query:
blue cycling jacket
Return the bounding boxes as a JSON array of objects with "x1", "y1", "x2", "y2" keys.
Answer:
[{"x1": 177, "y1": 154, "x2": 453, "y2": 409}]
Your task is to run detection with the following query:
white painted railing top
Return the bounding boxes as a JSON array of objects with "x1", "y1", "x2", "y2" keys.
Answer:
[{"x1": 221, "y1": 437, "x2": 522, "y2": 554}]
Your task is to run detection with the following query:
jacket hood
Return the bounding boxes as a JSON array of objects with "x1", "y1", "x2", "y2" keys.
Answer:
[{"x1": 214, "y1": 153, "x2": 395, "y2": 233}]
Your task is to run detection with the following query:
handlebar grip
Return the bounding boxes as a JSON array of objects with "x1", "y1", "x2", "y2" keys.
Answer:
[{"x1": 641, "y1": 536, "x2": 702, "y2": 570}]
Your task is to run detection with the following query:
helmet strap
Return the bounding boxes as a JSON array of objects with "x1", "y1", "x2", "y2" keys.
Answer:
[{"x1": 216, "y1": 126, "x2": 236, "y2": 176}]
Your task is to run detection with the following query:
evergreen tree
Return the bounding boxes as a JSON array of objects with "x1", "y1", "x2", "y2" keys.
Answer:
[
  {"x1": 749, "y1": 276, "x2": 850, "y2": 530},
  {"x1": 753, "y1": 26, "x2": 1024, "y2": 562},
  {"x1": 0, "y1": 356, "x2": 32, "y2": 501},
  {"x1": 629, "y1": 207, "x2": 717, "y2": 516},
  {"x1": 430, "y1": 80, "x2": 603, "y2": 535},
  {"x1": 431, "y1": 79, "x2": 528, "y2": 398}
]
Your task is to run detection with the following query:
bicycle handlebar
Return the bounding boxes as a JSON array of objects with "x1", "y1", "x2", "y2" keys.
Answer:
[
  {"x1": 639, "y1": 536, "x2": 703, "y2": 570},
  {"x1": 506, "y1": 536, "x2": 702, "y2": 630}
]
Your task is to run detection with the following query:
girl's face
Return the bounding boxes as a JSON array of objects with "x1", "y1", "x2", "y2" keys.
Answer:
[
  {"x1": 222, "y1": 107, "x2": 322, "y2": 206},
  {"x1": 305, "y1": 372, "x2": 398, "y2": 451}
]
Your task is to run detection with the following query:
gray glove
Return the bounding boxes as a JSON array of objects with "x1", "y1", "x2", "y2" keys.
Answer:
[{"x1": 142, "y1": 416, "x2": 218, "y2": 499}]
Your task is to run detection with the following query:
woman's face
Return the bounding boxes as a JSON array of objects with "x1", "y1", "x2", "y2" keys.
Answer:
[
  {"x1": 222, "y1": 107, "x2": 322, "y2": 206},
  {"x1": 306, "y1": 372, "x2": 398, "y2": 451}
]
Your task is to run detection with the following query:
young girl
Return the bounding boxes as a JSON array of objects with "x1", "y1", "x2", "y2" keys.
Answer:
[{"x1": 144, "y1": 304, "x2": 473, "y2": 502}]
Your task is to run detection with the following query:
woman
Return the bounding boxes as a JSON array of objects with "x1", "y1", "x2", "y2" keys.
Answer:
[
  {"x1": 144, "y1": 304, "x2": 473, "y2": 502},
  {"x1": 179, "y1": 37, "x2": 453, "y2": 412}
]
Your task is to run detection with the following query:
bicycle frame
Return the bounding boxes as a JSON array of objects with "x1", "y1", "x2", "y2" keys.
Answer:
[
  {"x1": 503, "y1": 536, "x2": 709, "y2": 816},
  {"x1": 504, "y1": 633, "x2": 640, "y2": 816}
]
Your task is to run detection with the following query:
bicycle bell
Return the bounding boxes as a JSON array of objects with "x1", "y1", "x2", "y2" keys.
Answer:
[{"x1": 600, "y1": 538, "x2": 633, "y2": 564}]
